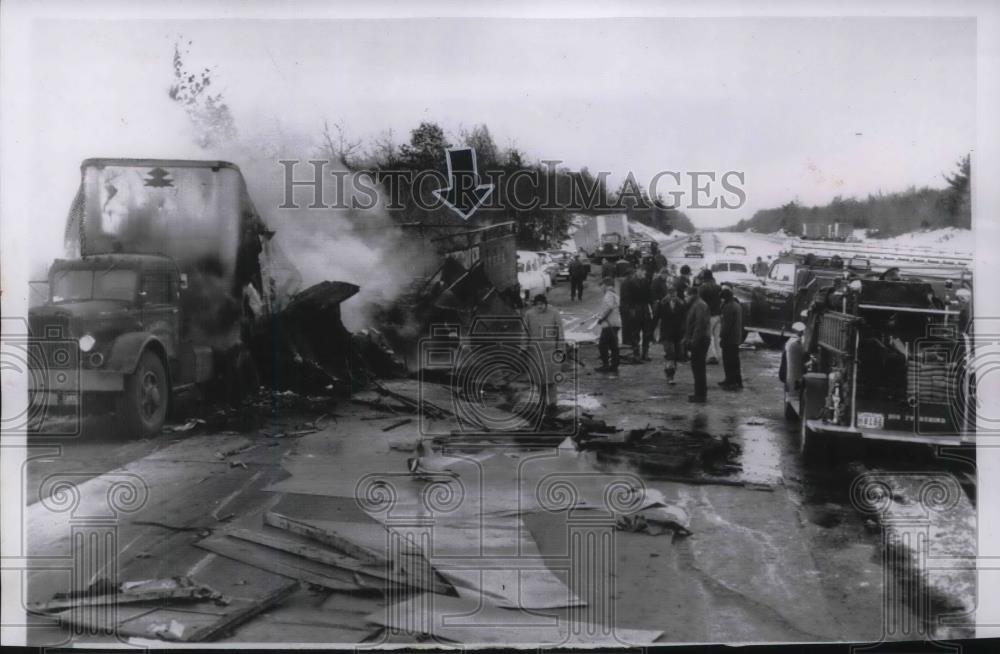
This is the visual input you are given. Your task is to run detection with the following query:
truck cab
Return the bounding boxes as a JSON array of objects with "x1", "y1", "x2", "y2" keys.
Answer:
[
  {"x1": 30, "y1": 254, "x2": 219, "y2": 436},
  {"x1": 28, "y1": 158, "x2": 272, "y2": 437},
  {"x1": 597, "y1": 232, "x2": 627, "y2": 262}
]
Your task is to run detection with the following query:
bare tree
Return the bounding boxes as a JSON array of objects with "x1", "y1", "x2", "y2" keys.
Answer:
[
  {"x1": 319, "y1": 119, "x2": 363, "y2": 168},
  {"x1": 168, "y1": 39, "x2": 237, "y2": 148}
]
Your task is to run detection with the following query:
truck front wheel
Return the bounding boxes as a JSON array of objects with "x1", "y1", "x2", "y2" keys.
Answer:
[
  {"x1": 117, "y1": 350, "x2": 169, "y2": 438},
  {"x1": 799, "y1": 390, "x2": 823, "y2": 460}
]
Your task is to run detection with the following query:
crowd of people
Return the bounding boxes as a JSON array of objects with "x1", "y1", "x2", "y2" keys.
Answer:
[
  {"x1": 587, "y1": 243, "x2": 745, "y2": 404},
  {"x1": 520, "y1": 241, "x2": 747, "y2": 410}
]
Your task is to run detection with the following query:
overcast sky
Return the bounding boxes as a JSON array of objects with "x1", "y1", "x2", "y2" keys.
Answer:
[{"x1": 28, "y1": 16, "x2": 974, "y2": 261}]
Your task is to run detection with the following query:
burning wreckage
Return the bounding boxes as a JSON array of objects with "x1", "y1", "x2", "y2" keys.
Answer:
[{"x1": 27, "y1": 158, "x2": 527, "y2": 437}]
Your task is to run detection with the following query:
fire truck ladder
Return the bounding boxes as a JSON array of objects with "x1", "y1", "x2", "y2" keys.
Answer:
[{"x1": 788, "y1": 239, "x2": 972, "y2": 278}]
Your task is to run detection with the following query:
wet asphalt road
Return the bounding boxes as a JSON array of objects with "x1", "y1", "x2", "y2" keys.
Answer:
[{"x1": 17, "y1": 230, "x2": 975, "y2": 643}]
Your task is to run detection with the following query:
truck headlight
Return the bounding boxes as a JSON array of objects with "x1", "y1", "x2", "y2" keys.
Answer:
[{"x1": 78, "y1": 334, "x2": 96, "y2": 352}]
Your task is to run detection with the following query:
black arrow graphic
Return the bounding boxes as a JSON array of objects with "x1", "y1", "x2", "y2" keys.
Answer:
[{"x1": 433, "y1": 148, "x2": 494, "y2": 221}]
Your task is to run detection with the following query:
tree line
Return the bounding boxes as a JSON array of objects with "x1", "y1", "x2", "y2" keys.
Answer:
[{"x1": 727, "y1": 156, "x2": 971, "y2": 238}]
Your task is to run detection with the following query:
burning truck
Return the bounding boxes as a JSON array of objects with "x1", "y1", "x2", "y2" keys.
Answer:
[{"x1": 26, "y1": 158, "x2": 328, "y2": 437}]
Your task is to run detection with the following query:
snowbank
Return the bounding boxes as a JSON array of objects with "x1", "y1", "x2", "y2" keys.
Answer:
[
  {"x1": 859, "y1": 228, "x2": 973, "y2": 254},
  {"x1": 629, "y1": 220, "x2": 686, "y2": 243}
]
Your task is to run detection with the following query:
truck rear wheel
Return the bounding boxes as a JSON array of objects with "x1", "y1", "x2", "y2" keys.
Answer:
[{"x1": 117, "y1": 350, "x2": 169, "y2": 438}]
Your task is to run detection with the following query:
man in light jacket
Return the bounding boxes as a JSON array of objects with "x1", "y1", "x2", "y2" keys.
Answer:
[
  {"x1": 524, "y1": 294, "x2": 566, "y2": 414},
  {"x1": 595, "y1": 277, "x2": 621, "y2": 374}
]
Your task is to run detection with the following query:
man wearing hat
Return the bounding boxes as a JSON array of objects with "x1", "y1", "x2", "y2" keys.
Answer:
[
  {"x1": 524, "y1": 293, "x2": 566, "y2": 414},
  {"x1": 718, "y1": 284, "x2": 744, "y2": 390},
  {"x1": 683, "y1": 285, "x2": 711, "y2": 402},
  {"x1": 594, "y1": 277, "x2": 621, "y2": 373}
]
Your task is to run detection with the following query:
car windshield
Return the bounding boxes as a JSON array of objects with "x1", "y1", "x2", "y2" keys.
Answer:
[
  {"x1": 51, "y1": 268, "x2": 138, "y2": 303},
  {"x1": 731, "y1": 263, "x2": 748, "y2": 273}
]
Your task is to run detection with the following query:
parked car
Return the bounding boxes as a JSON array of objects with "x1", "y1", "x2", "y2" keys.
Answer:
[
  {"x1": 723, "y1": 245, "x2": 747, "y2": 257},
  {"x1": 544, "y1": 250, "x2": 574, "y2": 281},
  {"x1": 706, "y1": 258, "x2": 756, "y2": 286},
  {"x1": 517, "y1": 250, "x2": 552, "y2": 300}
]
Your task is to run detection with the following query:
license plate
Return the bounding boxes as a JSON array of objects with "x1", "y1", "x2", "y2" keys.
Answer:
[
  {"x1": 857, "y1": 412, "x2": 884, "y2": 429},
  {"x1": 59, "y1": 393, "x2": 80, "y2": 406}
]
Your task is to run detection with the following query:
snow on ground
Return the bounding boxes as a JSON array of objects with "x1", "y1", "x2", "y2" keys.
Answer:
[
  {"x1": 855, "y1": 227, "x2": 973, "y2": 253},
  {"x1": 712, "y1": 231, "x2": 790, "y2": 260},
  {"x1": 630, "y1": 220, "x2": 687, "y2": 243}
]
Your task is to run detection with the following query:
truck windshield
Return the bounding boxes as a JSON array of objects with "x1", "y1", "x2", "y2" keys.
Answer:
[{"x1": 51, "y1": 269, "x2": 138, "y2": 303}]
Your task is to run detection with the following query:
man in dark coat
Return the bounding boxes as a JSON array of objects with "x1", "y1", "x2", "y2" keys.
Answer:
[
  {"x1": 568, "y1": 254, "x2": 588, "y2": 301},
  {"x1": 698, "y1": 269, "x2": 722, "y2": 365},
  {"x1": 618, "y1": 266, "x2": 644, "y2": 363},
  {"x1": 718, "y1": 285, "x2": 744, "y2": 390},
  {"x1": 638, "y1": 267, "x2": 656, "y2": 361},
  {"x1": 653, "y1": 282, "x2": 686, "y2": 384},
  {"x1": 601, "y1": 258, "x2": 616, "y2": 281},
  {"x1": 683, "y1": 285, "x2": 711, "y2": 402}
]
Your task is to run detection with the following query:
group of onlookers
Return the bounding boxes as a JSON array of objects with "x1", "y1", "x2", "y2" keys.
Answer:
[{"x1": 593, "y1": 249, "x2": 745, "y2": 403}]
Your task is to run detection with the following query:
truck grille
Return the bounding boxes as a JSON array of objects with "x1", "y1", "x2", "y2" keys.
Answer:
[
  {"x1": 27, "y1": 314, "x2": 79, "y2": 371},
  {"x1": 816, "y1": 312, "x2": 858, "y2": 355}
]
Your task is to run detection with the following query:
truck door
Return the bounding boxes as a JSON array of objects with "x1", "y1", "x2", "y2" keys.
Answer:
[
  {"x1": 758, "y1": 261, "x2": 796, "y2": 332},
  {"x1": 140, "y1": 272, "x2": 179, "y2": 359}
]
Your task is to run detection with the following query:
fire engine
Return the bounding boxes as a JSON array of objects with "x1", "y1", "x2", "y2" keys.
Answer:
[{"x1": 781, "y1": 270, "x2": 973, "y2": 455}]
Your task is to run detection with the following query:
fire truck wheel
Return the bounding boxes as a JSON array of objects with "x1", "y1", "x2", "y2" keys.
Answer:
[
  {"x1": 759, "y1": 333, "x2": 788, "y2": 349},
  {"x1": 799, "y1": 401, "x2": 822, "y2": 460},
  {"x1": 117, "y1": 350, "x2": 169, "y2": 438}
]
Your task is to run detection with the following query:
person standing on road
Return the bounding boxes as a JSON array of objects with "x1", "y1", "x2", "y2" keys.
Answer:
[
  {"x1": 601, "y1": 257, "x2": 615, "y2": 281},
  {"x1": 753, "y1": 256, "x2": 767, "y2": 277},
  {"x1": 650, "y1": 265, "x2": 671, "y2": 305},
  {"x1": 650, "y1": 242, "x2": 668, "y2": 274},
  {"x1": 524, "y1": 294, "x2": 566, "y2": 415},
  {"x1": 683, "y1": 285, "x2": 710, "y2": 402},
  {"x1": 698, "y1": 269, "x2": 722, "y2": 365},
  {"x1": 568, "y1": 254, "x2": 588, "y2": 301},
  {"x1": 718, "y1": 285, "x2": 744, "y2": 390},
  {"x1": 618, "y1": 266, "x2": 644, "y2": 363},
  {"x1": 653, "y1": 283, "x2": 686, "y2": 385},
  {"x1": 638, "y1": 267, "x2": 656, "y2": 361},
  {"x1": 676, "y1": 264, "x2": 692, "y2": 295},
  {"x1": 595, "y1": 277, "x2": 621, "y2": 373}
]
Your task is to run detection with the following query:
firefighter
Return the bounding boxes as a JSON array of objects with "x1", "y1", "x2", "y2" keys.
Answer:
[
  {"x1": 523, "y1": 294, "x2": 565, "y2": 415},
  {"x1": 718, "y1": 284, "x2": 744, "y2": 390},
  {"x1": 683, "y1": 285, "x2": 711, "y2": 403},
  {"x1": 780, "y1": 321, "x2": 807, "y2": 406}
]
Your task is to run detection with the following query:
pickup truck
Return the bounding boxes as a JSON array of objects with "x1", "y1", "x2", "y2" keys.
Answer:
[{"x1": 731, "y1": 252, "x2": 871, "y2": 347}]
